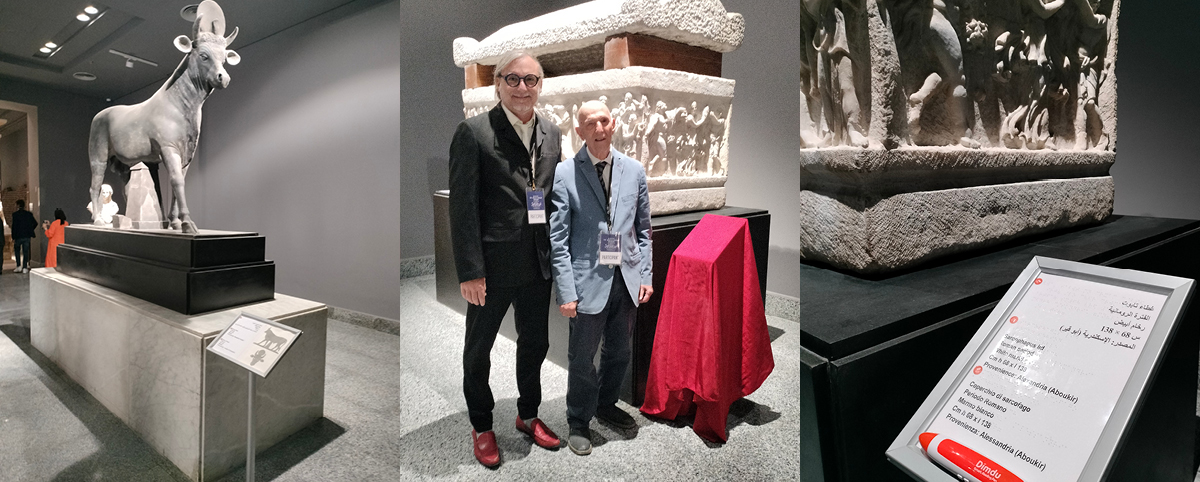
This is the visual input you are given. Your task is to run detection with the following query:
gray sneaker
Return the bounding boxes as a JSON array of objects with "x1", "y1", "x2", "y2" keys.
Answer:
[
  {"x1": 596, "y1": 404, "x2": 637, "y2": 429},
  {"x1": 568, "y1": 427, "x2": 591, "y2": 455}
]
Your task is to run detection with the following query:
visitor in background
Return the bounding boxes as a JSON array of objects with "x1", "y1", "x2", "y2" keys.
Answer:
[
  {"x1": 11, "y1": 199, "x2": 36, "y2": 273},
  {"x1": 43, "y1": 208, "x2": 68, "y2": 269}
]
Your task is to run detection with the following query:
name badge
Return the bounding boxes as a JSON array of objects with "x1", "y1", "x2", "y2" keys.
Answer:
[
  {"x1": 599, "y1": 232, "x2": 621, "y2": 266},
  {"x1": 526, "y1": 189, "x2": 546, "y2": 224}
]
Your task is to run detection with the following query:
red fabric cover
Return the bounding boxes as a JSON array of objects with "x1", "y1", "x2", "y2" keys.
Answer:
[{"x1": 640, "y1": 214, "x2": 774, "y2": 442}]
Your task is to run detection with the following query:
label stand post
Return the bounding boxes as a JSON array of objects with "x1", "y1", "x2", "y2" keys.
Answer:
[
  {"x1": 247, "y1": 371, "x2": 256, "y2": 482},
  {"x1": 204, "y1": 312, "x2": 303, "y2": 482}
]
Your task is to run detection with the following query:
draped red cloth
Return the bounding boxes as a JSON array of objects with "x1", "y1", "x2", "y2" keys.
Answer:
[{"x1": 640, "y1": 214, "x2": 774, "y2": 442}]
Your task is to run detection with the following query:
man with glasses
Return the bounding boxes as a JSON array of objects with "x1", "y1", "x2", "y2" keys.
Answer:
[{"x1": 448, "y1": 51, "x2": 563, "y2": 468}]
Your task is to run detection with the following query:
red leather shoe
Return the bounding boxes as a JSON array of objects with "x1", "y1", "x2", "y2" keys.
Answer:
[
  {"x1": 472, "y1": 430, "x2": 501, "y2": 468},
  {"x1": 515, "y1": 417, "x2": 561, "y2": 450}
]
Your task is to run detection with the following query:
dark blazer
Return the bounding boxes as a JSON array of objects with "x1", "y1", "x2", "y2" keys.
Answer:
[
  {"x1": 11, "y1": 209, "x2": 36, "y2": 240},
  {"x1": 449, "y1": 104, "x2": 562, "y2": 288}
]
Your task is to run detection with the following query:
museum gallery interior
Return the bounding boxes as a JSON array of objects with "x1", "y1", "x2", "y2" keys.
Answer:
[
  {"x1": 0, "y1": 0, "x2": 804, "y2": 481},
  {"x1": 2, "y1": 1, "x2": 1200, "y2": 481}
]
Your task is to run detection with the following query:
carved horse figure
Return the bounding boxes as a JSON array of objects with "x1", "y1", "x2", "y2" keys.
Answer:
[{"x1": 87, "y1": 0, "x2": 239, "y2": 234}]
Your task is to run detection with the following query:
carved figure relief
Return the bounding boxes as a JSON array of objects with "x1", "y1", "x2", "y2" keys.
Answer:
[
  {"x1": 466, "y1": 92, "x2": 732, "y2": 178},
  {"x1": 799, "y1": 0, "x2": 868, "y2": 147},
  {"x1": 800, "y1": 0, "x2": 1116, "y2": 151}
]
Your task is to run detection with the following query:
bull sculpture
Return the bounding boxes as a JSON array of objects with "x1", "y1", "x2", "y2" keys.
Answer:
[{"x1": 87, "y1": 0, "x2": 239, "y2": 234}]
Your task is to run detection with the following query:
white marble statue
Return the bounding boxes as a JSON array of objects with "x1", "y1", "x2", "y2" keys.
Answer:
[
  {"x1": 86, "y1": 0, "x2": 240, "y2": 234},
  {"x1": 87, "y1": 184, "x2": 120, "y2": 227}
]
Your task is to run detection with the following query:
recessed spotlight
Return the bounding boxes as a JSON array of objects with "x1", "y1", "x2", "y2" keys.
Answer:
[
  {"x1": 84, "y1": 6, "x2": 99, "y2": 15},
  {"x1": 40, "y1": 47, "x2": 51, "y2": 53},
  {"x1": 45, "y1": 42, "x2": 57, "y2": 49},
  {"x1": 77, "y1": 13, "x2": 90, "y2": 21},
  {"x1": 73, "y1": 72, "x2": 97, "y2": 81}
]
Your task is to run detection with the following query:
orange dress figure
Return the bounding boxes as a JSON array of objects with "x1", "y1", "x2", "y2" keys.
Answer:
[{"x1": 45, "y1": 219, "x2": 68, "y2": 268}]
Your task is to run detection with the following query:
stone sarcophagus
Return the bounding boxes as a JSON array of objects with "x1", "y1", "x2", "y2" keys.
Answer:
[
  {"x1": 453, "y1": 0, "x2": 744, "y2": 216},
  {"x1": 799, "y1": 0, "x2": 1119, "y2": 273}
]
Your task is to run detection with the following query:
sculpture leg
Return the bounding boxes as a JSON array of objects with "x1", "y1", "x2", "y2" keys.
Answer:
[
  {"x1": 929, "y1": 10, "x2": 978, "y2": 148},
  {"x1": 87, "y1": 128, "x2": 109, "y2": 226},
  {"x1": 834, "y1": 53, "x2": 867, "y2": 147},
  {"x1": 162, "y1": 149, "x2": 197, "y2": 234}
]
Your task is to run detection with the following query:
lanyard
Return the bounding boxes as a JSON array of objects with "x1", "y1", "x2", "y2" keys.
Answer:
[
  {"x1": 518, "y1": 118, "x2": 538, "y2": 190},
  {"x1": 527, "y1": 131, "x2": 539, "y2": 189}
]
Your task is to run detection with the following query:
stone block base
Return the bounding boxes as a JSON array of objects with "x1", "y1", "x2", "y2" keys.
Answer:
[
  {"x1": 649, "y1": 186, "x2": 726, "y2": 215},
  {"x1": 799, "y1": 177, "x2": 1114, "y2": 273},
  {"x1": 29, "y1": 270, "x2": 327, "y2": 481}
]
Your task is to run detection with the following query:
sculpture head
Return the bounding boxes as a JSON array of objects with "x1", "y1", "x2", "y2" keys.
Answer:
[
  {"x1": 100, "y1": 184, "x2": 113, "y2": 202},
  {"x1": 173, "y1": 1, "x2": 239, "y2": 90},
  {"x1": 493, "y1": 51, "x2": 543, "y2": 122},
  {"x1": 575, "y1": 100, "x2": 614, "y2": 159}
]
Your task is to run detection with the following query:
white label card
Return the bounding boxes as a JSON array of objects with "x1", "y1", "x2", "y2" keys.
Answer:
[
  {"x1": 207, "y1": 313, "x2": 302, "y2": 378},
  {"x1": 924, "y1": 272, "x2": 1167, "y2": 481},
  {"x1": 599, "y1": 232, "x2": 621, "y2": 266},
  {"x1": 526, "y1": 189, "x2": 546, "y2": 224}
]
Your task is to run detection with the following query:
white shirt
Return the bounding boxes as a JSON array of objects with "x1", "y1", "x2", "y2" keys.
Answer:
[
  {"x1": 501, "y1": 104, "x2": 537, "y2": 153},
  {"x1": 502, "y1": 104, "x2": 538, "y2": 185}
]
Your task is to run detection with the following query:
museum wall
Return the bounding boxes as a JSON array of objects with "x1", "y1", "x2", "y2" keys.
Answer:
[
  {"x1": 118, "y1": 0, "x2": 404, "y2": 318},
  {"x1": 0, "y1": 78, "x2": 108, "y2": 227},
  {"x1": 0, "y1": 122, "x2": 28, "y2": 191},
  {"x1": 396, "y1": 0, "x2": 577, "y2": 268},
  {"x1": 1111, "y1": 1, "x2": 1200, "y2": 220},
  {"x1": 718, "y1": 0, "x2": 801, "y2": 299},
  {"x1": 396, "y1": 0, "x2": 803, "y2": 300}
]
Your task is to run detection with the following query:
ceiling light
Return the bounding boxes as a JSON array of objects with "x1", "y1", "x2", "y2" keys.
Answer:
[
  {"x1": 77, "y1": 13, "x2": 90, "y2": 21},
  {"x1": 84, "y1": 6, "x2": 99, "y2": 15},
  {"x1": 45, "y1": 42, "x2": 57, "y2": 48},
  {"x1": 109, "y1": 49, "x2": 158, "y2": 68},
  {"x1": 40, "y1": 47, "x2": 51, "y2": 53},
  {"x1": 73, "y1": 72, "x2": 97, "y2": 81}
]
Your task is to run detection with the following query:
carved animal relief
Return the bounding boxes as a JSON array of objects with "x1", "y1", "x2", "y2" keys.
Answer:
[
  {"x1": 799, "y1": 0, "x2": 1115, "y2": 150},
  {"x1": 799, "y1": 0, "x2": 1120, "y2": 273}
]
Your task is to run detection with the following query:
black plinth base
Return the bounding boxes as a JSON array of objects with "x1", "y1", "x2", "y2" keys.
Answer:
[
  {"x1": 56, "y1": 226, "x2": 275, "y2": 315},
  {"x1": 801, "y1": 216, "x2": 1200, "y2": 482}
]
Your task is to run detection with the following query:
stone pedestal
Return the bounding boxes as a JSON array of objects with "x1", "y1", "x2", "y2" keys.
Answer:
[
  {"x1": 30, "y1": 269, "x2": 326, "y2": 481},
  {"x1": 800, "y1": 148, "x2": 1115, "y2": 272}
]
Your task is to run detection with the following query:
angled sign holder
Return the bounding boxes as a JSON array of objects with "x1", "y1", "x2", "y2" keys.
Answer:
[{"x1": 888, "y1": 256, "x2": 1193, "y2": 482}]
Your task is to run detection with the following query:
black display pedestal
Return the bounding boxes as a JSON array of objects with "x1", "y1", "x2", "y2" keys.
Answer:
[
  {"x1": 56, "y1": 225, "x2": 275, "y2": 315},
  {"x1": 433, "y1": 190, "x2": 771, "y2": 405},
  {"x1": 801, "y1": 216, "x2": 1200, "y2": 482}
]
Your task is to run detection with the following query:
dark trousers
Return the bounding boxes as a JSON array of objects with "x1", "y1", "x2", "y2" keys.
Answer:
[
  {"x1": 463, "y1": 277, "x2": 552, "y2": 432},
  {"x1": 567, "y1": 268, "x2": 635, "y2": 429},
  {"x1": 14, "y1": 238, "x2": 31, "y2": 269}
]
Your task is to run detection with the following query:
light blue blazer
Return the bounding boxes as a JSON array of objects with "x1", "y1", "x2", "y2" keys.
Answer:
[{"x1": 549, "y1": 145, "x2": 653, "y2": 315}]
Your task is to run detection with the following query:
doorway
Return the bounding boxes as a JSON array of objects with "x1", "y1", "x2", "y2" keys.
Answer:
[{"x1": 0, "y1": 100, "x2": 40, "y2": 271}]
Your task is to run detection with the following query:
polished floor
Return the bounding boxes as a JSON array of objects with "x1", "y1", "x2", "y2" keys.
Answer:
[{"x1": 0, "y1": 269, "x2": 801, "y2": 481}]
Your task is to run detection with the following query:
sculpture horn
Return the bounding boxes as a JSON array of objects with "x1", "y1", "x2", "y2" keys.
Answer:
[
  {"x1": 225, "y1": 26, "x2": 238, "y2": 47},
  {"x1": 194, "y1": 0, "x2": 226, "y2": 37},
  {"x1": 192, "y1": 13, "x2": 202, "y2": 40}
]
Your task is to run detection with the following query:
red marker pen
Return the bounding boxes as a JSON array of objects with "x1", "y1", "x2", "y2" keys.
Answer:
[{"x1": 919, "y1": 432, "x2": 1022, "y2": 482}]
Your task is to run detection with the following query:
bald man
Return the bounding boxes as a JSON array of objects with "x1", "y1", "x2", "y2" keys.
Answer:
[{"x1": 548, "y1": 100, "x2": 654, "y2": 455}]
